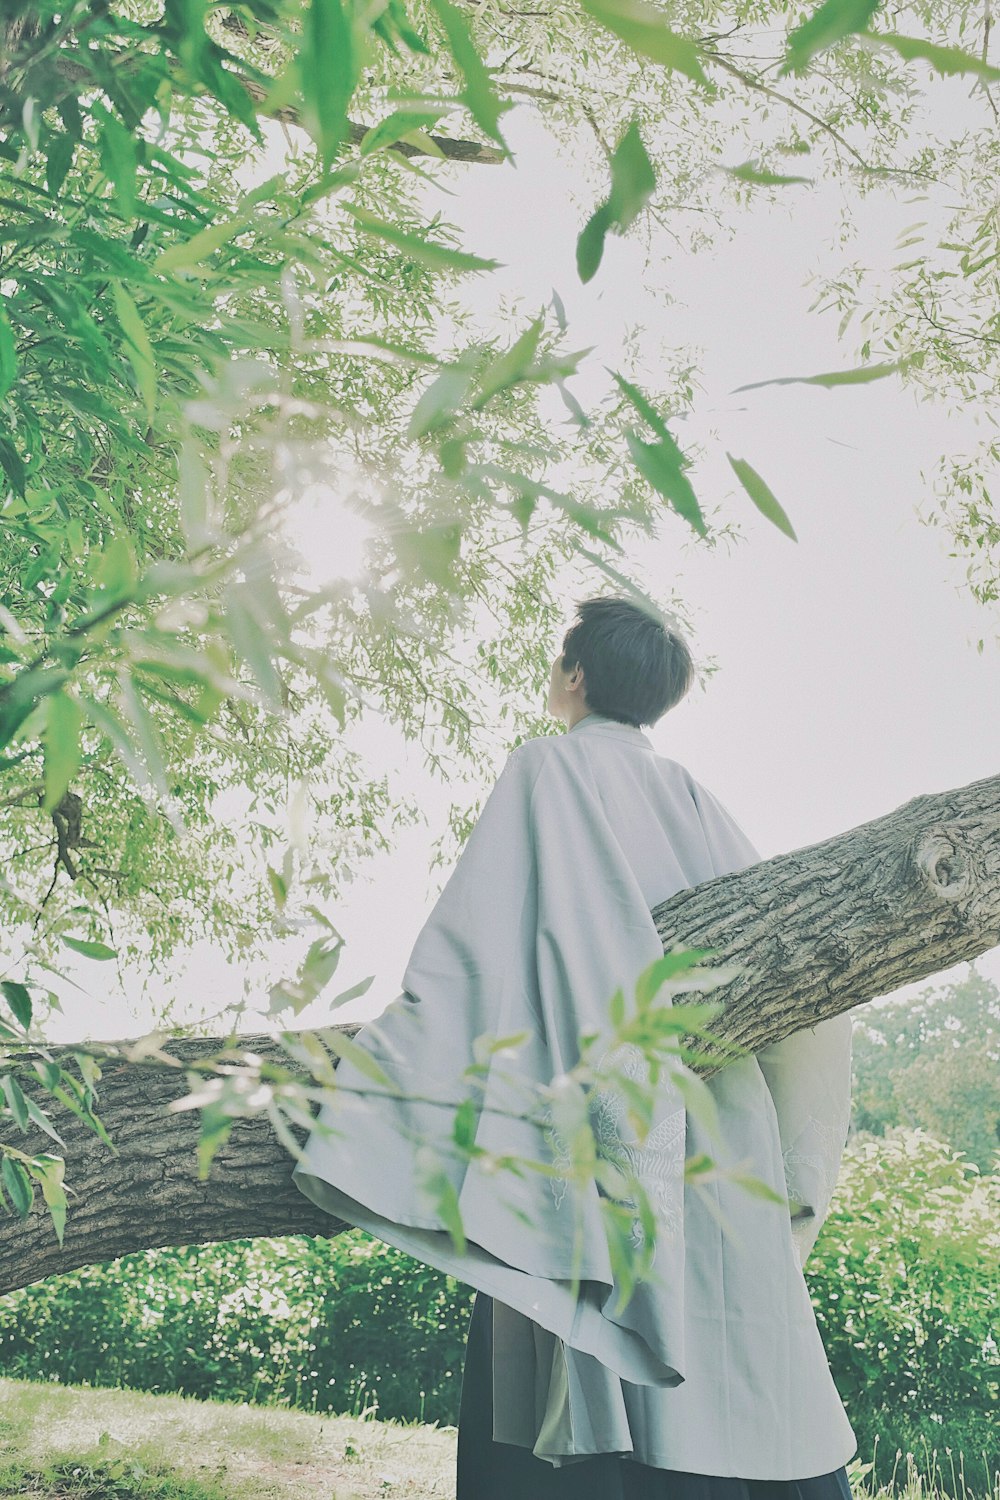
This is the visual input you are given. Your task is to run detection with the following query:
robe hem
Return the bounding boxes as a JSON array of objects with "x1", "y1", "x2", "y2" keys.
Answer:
[{"x1": 292, "y1": 1165, "x2": 686, "y2": 1387}]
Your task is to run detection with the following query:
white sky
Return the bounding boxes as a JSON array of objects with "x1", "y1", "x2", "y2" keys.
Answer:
[{"x1": 40, "y1": 81, "x2": 999, "y2": 1046}]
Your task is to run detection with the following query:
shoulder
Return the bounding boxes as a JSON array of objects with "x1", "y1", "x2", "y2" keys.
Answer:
[
  {"x1": 501, "y1": 732, "x2": 566, "y2": 792},
  {"x1": 510, "y1": 731, "x2": 562, "y2": 763}
]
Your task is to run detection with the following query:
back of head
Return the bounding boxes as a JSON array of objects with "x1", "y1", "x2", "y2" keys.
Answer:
[{"x1": 561, "y1": 595, "x2": 694, "y2": 729}]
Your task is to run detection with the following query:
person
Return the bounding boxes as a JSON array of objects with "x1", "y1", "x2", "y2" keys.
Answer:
[{"x1": 291, "y1": 594, "x2": 857, "y2": 1498}]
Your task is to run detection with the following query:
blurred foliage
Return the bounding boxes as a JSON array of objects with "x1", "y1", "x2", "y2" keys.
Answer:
[{"x1": 850, "y1": 966, "x2": 1000, "y2": 1175}]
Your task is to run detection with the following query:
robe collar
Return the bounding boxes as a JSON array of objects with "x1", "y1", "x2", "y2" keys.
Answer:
[{"x1": 567, "y1": 711, "x2": 655, "y2": 749}]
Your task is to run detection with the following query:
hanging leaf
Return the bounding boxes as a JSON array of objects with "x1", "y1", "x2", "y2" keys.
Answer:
[
  {"x1": 301, "y1": 0, "x2": 357, "y2": 168},
  {"x1": 346, "y1": 206, "x2": 500, "y2": 273},
  {"x1": 610, "y1": 368, "x2": 674, "y2": 440},
  {"x1": 473, "y1": 316, "x2": 544, "y2": 406},
  {"x1": 224, "y1": 581, "x2": 284, "y2": 705},
  {"x1": 117, "y1": 673, "x2": 175, "y2": 812},
  {"x1": 45, "y1": 131, "x2": 76, "y2": 196},
  {"x1": 1, "y1": 1074, "x2": 29, "y2": 1131},
  {"x1": 778, "y1": 0, "x2": 883, "y2": 77},
  {"x1": 424, "y1": 0, "x2": 512, "y2": 148},
  {"x1": 726, "y1": 454, "x2": 798, "y2": 540},
  {"x1": 30, "y1": 1153, "x2": 68, "y2": 1246},
  {"x1": 415, "y1": 1144, "x2": 467, "y2": 1252},
  {"x1": 1, "y1": 1155, "x2": 33, "y2": 1219},
  {"x1": 577, "y1": 121, "x2": 656, "y2": 283},
  {"x1": 407, "y1": 361, "x2": 476, "y2": 438},
  {"x1": 1, "y1": 980, "x2": 32, "y2": 1030},
  {"x1": 626, "y1": 430, "x2": 708, "y2": 537},
  {"x1": 87, "y1": 534, "x2": 138, "y2": 610},
  {"x1": 111, "y1": 282, "x2": 156, "y2": 424},
  {"x1": 95, "y1": 104, "x2": 139, "y2": 218},
  {"x1": 579, "y1": 0, "x2": 714, "y2": 90},
  {"x1": 0, "y1": 305, "x2": 17, "y2": 398},
  {"x1": 153, "y1": 175, "x2": 283, "y2": 269},
  {"x1": 319, "y1": 1029, "x2": 400, "y2": 1091},
  {"x1": 42, "y1": 691, "x2": 83, "y2": 813},
  {"x1": 22, "y1": 1094, "x2": 66, "y2": 1148},
  {"x1": 359, "y1": 107, "x2": 448, "y2": 156}
]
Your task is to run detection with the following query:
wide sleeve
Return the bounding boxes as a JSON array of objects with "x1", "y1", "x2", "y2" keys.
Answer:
[
  {"x1": 689, "y1": 772, "x2": 854, "y2": 1269},
  {"x1": 754, "y1": 1014, "x2": 854, "y2": 1268}
]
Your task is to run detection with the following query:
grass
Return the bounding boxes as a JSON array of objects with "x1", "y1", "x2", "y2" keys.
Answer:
[
  {"x1": 0, "y1": 1375, "x2": 995, "y2": 1500},
  {"x1": 0, "y1": 1376, "x2": 455, "y2": 1499}
]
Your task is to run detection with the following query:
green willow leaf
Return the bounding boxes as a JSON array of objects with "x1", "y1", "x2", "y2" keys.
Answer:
[
  {"x1": 633, "y1": 949, "x2": 711, "y2": 1009},
  {"x1": 579, "y1": 0, "x2": 715, "y2": 90},
  {"x1": 90, "y1": 533, "x2": 139, "y2": 605},
  {"x1": 609, "y1": 368, "x2": 673, "y2": 440},
  {"x1": 80, "y1": 692, "x2": 150, "y2": 794},
  {"x1": 301, "y1": 0, "x2": 356, "y2": 167},
  {"x1": 0, "y1": 304, "x2": 16, "y2": 397},
  {"x1": 857, "y1": 30, "x2": 1000, "y2": 81},
  {"x1": 1, "y1": 1073, "x2": 29, "y2": 1131},
  {"x1": 224, "y1": 581, "x2": 284, "y2": 705},
  {"x1": 473, "y1": 316, "x2": 544, "y2": 406},
  {"x1": 732, "y1": 355, "x2": 917, "y2": 392},
  {"x1": 345, "y1": 206, "x2": 500, "y2": 272},
  {"x1": 30, "y1": 1153, "x2": 67, "y2": 1246},
  {"x1": 0, "y1": 1156, "x2": 32, "y2": 1219},
  {"x1": 359, "y1": 107, "x2": 448, "y2": 156},
  {"x1": 726, "y1": 454, "x2": 798, "y2": 541},
  {"x1": 726, "y1": 1166, "x2": 789, "y2": 1204},
  {"x1": 111, "y1": 282, "x2": 156, "y2": 424},
  {"x1": 577, "y1": 121, "x2": 656, "y2": 283},
  {"x1": 407, "y1": 362, "x2": 475, "y2": 439},
  {"x1": 726, "y1": 160, "x2": 813, "y2": 186},
  {"x1": 0, "y1": 666, "x2": 70, "y2": 754},
  {"x1": 45, "y1": 132, "x2": 76, "y2": 196},
  {"x1": 117, "y1": 673, "x2": 174, "y2": 810},
  {"x1": 22, "y1": 1094, "x2": 65, "y2": 1148},
  {"x1": 574, "y1": 199, "x2": 608, "y2": 288},
  {"x1": 778, "y1": 0, "x2": 883, "y2": 77},
  {"x1": 626, "y1": 430, "x2": 708, "y2": 537},
  {"x1": 42, "y1": 690, "x2": 83, "y2": 813},
  {"x1": 61, "y1": 936, "x2": 118, "y2": 961},
  {"x1": 1, "y1": 981, "x2": 32, "y2": 1030},
  {"x1": 424, "y1": 0, "x2": 511, "y2": 148},
  {"x1": 154, "y1": 211, "x2": 254, "y2": 271},
  {"x1": 96, "y1": 105, "x2": 139, "y2": 218},
  {"x1": 415, "y1": 1145, "x2": 467, "y2": 1252},
  {"x1": 320, "y1": 1028, "x2": 400, "y2": 1091}
]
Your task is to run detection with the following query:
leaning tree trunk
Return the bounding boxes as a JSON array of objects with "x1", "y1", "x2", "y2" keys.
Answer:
[{"x1": 1, "y1": 771, "x2": 997, "y2": 1295}]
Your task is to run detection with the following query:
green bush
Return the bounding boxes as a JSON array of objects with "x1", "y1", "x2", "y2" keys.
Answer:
[
  {"x1": 0, "y1": 1233, "x2": 475, "y2": 1426},
  {"x1": 808, "y1": 1128, "x2": 999, "y2": 1418}
]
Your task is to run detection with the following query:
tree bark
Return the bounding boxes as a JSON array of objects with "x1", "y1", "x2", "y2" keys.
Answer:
[{"x1": 1, "y1": 770, "x2": 997, "y2": 1295}]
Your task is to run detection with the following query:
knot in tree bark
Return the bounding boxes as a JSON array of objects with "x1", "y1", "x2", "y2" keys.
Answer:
[{"x1": 913, "y1": 824, "x2": 974, "y2": 902}]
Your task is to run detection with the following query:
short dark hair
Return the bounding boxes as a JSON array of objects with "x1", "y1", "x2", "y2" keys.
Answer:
[{"x1": 560, "y1": 595, "x2": 694, "y2": 728}]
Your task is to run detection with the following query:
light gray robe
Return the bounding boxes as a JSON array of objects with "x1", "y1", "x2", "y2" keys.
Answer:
[{"x1": 291, "y1": 712, "x2": 856, "y2": 1479}]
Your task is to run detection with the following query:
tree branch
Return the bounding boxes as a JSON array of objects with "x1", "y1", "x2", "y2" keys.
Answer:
[{"x1": 1, "y1": 769, "x2": 997, "y2": 1292}]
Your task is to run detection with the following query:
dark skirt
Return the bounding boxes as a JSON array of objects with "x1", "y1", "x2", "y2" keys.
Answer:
[{"x1": 456, "y1": 1292, "x2": 854, "y2": 1500}]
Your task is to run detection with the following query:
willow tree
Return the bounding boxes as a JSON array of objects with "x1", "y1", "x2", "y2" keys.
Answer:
[{"x1": 0, "y1": 0, "x2": 997, "y2": 1270}]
